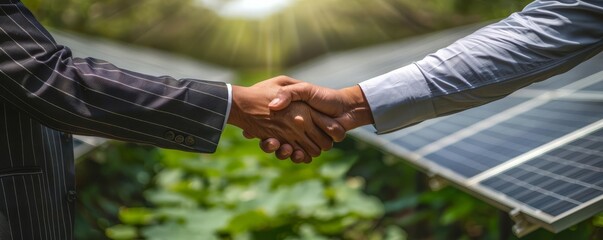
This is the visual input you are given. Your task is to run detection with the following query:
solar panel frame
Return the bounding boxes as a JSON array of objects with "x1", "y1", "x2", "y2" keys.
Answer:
[{"x1": 73, "y1": 136, "x2": 108, "y2": 159}]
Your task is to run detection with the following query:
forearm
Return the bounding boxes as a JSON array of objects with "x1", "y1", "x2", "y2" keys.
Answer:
[
  {"x1": 360, "y1": 0, "x2": 603, "y2": 134},
  {"x1": 0, "y1": 2, "x2": 229, "y2": 152}
]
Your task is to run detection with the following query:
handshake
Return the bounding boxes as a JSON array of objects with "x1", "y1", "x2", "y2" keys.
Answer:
[{"x1": 227, "y1": 75, "x2": 375, "y2": 163}]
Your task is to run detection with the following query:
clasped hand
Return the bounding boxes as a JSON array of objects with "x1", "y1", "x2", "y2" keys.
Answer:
[{"x1": 228, "y1": 76, "x2": 374, "y2": 163}]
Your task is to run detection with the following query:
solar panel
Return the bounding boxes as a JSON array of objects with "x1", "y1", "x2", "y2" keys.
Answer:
[
  {"x1": 389, "y1": 96, "x2": 528, "y2": 152},
  {"x1": 474, "y1": 123, "x2": 603, "y2": 232},
  {"x1": 289, "y1": 23, "x2": 603, "y2": 237},
  {"x1": 481, "y1": 129, "x2": 603, "y2": 216},
  {"x1": 423, "y1": 100, "x2": 603, "y2": 178}
]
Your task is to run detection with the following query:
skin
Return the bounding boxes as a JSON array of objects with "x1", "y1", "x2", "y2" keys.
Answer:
[
  {"x1": 247, "y1": 81, "x2": 375, "y2": 161},
  {"x1": 227, "y1": 76, "x2": 346, "y2": 163}
]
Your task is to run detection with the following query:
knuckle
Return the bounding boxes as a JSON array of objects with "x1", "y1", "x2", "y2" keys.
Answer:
[
  {"x1": 299, "y1": 82, "x2": 311, "y2": 89},
  {"x1": 329, "y1": 124, "x2": 346, "y2": 141},
  {"x1": 293, "y1": 116, "x2": 306, "y2": 125}
]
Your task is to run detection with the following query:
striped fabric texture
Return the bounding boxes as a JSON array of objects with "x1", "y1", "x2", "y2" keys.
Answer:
[{"x1": 0, "y1": 1, "x2": 230, "y2": 239}]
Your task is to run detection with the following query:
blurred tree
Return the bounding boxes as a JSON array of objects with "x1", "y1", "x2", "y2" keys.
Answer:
[{"x1": 22, "y1": 0, "x2": 532, "y2": 70}]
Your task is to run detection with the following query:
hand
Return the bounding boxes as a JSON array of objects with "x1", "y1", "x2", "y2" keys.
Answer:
[
  {"x1": 249, "y1": 82, "x2": 375, "y2": 160},
  {"x1": 270, "y1": 83, "x2": 374, "y2": 130},
  {"x1": 227, "y1": 76, "x2": 346, "y2": 163}
]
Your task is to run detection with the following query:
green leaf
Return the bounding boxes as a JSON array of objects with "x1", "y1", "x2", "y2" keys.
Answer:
[
  {"x1": 384, "y1": 225, "x2": 407, "y2": 240},
  {"x1": 118, "y1": 207, "x2": 155, "y2": 225},
  {"x1": 440, "y1": 200, "x2": 474, "y2": 225},
  {"x1": 312, "y1": 216, "x2": 357, "y2": 234},
  {"x1": 142, "y1": 222, "x2": 217, "y2": 240},
  {"x1": 154, "y1": 208, "x2": 234, "y2": 232},
  {"x1": 298, "y1": 224, "x2": 330, "y2": 240},
  {"x1": 593, "y1": 213, "x2": 603, "y2": 227},
  {"x1": 334, "y1": 185, "x2": 384, "y2": 218},
  {"x1": 279, "y1": 180, "x2": 328, "y2": 217},
  {"x1": 105, "y1": 224, "x2": 138, "y2": 240},
  {"x1": 184, "y1": 208, "x2": 234, "y2": 231},
  {"x1": 226, "y1": 209, "x2": 271, "y2": 233},
  {"x1": 320, "y1": 155, "x2": 358, "y2": 179},
  {"x1": 383, "y1": 196, "x2": 419, "y2": 213},
  {"x1": 144, "y1": 190, "x2": 197, "y2": 208},
  {"x1": 155, "y1": 169, "x2": 185, "y2": 188}
]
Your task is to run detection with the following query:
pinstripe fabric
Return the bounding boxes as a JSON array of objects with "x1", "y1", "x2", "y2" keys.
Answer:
[{"x1": 0, "y1": 1, "x2": 230, "y2": 239}]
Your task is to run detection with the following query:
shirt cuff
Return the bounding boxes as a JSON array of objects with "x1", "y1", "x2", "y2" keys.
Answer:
[
  {"x1": 222, "y1": 83, "x2": 232, "y2": 131},
  {"x1": 358, "y1": 63, "x2": 435, "y2": 134}
]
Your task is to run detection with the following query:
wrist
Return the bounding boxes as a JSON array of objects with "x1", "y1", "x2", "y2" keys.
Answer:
[
  {"x1": 227, "y1": 85, "x2": 245, "y2": 128},
  {"x1": 339, "y1": 85, "x2": 374, "y2": 129}
]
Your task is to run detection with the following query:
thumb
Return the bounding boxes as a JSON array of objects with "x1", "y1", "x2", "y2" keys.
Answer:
[{"x1": 269, "y1": 83, "x2": 314, "y2": 111}]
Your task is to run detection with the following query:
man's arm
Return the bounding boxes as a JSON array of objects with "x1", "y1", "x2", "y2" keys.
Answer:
[
  {"x1": 259, "y1": 0, "x2": 603, "y2": 158},
  {"x1": 359, "y1": 0, "x2": 603, "y2": 133},
  {"x1": 1, "y1": 2, "x2": 229, "y2": 152},
  {"x1": 0, "y1": 1, "x2": 343, "y2": 159}
]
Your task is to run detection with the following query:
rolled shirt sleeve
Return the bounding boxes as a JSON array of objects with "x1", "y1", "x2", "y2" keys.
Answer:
[{"x1": 359, "y1": 0, "x2": 603, "y2": 134}]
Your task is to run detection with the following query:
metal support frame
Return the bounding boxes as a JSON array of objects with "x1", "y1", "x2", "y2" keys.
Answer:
[{"x1": 510, "y1": 209, "x2": 540, "y2": 237}]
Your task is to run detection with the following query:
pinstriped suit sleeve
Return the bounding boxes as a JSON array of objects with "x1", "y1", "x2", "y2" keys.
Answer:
[{"x1": 0, "y1": 1, "x2": 229, "y2": 153}]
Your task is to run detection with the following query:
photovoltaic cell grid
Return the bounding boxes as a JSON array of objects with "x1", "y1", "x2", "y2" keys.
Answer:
[
  {"x1": 585, "y1": 80, "x2": 603, "y2": 91},
  {"x1": 390, "y1": 96, "x2": 528, "y2": 152},
  {"x1": 481, "y1": 128, "x2": 603, "y2": 217},
  {"x1": 424, "y1": 100, "x2": 603, "y2": 178}
]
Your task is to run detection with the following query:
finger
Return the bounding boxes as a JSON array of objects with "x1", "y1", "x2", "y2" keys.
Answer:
[
  {"x1": 303, "y1": 153, "x2": 313, "y2": 164},
  {"x1": 276, "y1": 144, "x2": 293, "y2": 160},
  {"x1": 310, "y1": 110, "x2": 346, "y2": 144},
  {"x1": 273, "y1": 75, "x2": 302, "y2": 86},
  {"x1": 299, "y1": 135, "x2": 321, "y2": 158},
  {"x1": 293, "y1": 115, "x2": 322, "y2": 157},
  {"x1": 291, "y1": 150, "x2": 306, "y2": 164},
  {"x1": 288, "y1": 140, "x2": 310, "y2": 163},
  {"x1": 269, "y1": 83, "x2": 315, "y2": 111},
  {"x1": 306, "y1": 117, "x2": 334, "y2": 152},
  {"x1": 242, "y1": 131, "x2": 254, "y2": 139},
  {"x1": 259, "y1": 138, "x2": 280, "y2": 153}
]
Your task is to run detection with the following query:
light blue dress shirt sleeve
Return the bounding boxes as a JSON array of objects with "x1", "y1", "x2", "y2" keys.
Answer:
[{"x1": 359, "y1": 0, "x2": 603, "y2": 134}]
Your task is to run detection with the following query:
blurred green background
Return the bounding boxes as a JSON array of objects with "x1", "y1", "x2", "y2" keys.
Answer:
[{"x1": 21, "y1": 0, "x2": 603, "y2": 239}]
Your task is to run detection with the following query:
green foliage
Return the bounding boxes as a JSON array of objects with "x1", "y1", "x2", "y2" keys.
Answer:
[
  {"x1": 74, "y1": 125, "x2": 602, "y2": 239},
  {"x1": 75, "y1": 143, "x2": 162, "y2": 239},
  {"x1": 85, "y1": 127, "x2": 387, "y2": 239},
  {"x1": 74, "y1": 128, "x2": 603, "y2": 240}
]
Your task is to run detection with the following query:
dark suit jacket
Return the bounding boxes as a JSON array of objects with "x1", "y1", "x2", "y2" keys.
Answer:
[{"x1": 0, "y1": 1, "x2": 229, "y2": 239}]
